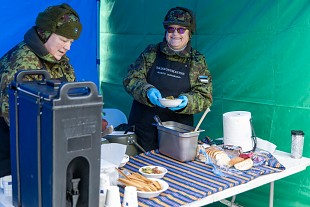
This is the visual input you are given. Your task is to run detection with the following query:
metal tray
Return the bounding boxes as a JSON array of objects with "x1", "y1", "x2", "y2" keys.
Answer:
[{"x1": 154, "y1": 121, "x2": 204, "y2": 162}]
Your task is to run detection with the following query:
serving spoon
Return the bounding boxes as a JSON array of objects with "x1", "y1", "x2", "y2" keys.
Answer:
[{"x1": 194, "y1": 108, "x2": 211, "y2": 132}]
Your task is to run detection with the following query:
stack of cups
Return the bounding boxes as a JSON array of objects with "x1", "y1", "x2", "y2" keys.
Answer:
[
  {"x1": 99, "y1": 173, "x2": 110, "y2": 207},
  {"x1": 122, "y1": 186, "x2": 138, "y2": 207},
  {"x1": 105, "y1": 186, "x2": 122, "y2": 207}
]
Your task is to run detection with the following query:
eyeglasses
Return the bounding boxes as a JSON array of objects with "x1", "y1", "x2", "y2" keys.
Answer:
[{"x1": 166, "y1": 26, "x2": 187, "y2": 34}]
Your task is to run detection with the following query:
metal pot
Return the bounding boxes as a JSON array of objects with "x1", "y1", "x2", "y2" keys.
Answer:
[
  {"x1": 104, "y1": 131, "x2": 145, "y2": 156},
  {"x1": 101, "y1": 138, "x2": 109, "y2": 144}
]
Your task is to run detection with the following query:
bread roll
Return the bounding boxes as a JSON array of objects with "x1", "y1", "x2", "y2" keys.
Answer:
[
  {"x1": 234, "y1": 158, "x2": 253, "y2": 171},
  {"x1": 228, "y1": 157, "x2": 245, "y2": 167}
]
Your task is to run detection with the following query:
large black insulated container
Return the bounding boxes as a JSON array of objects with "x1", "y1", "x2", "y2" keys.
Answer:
[{"x1": 9, "y1": 70, "x2": 102, "y2": 207}]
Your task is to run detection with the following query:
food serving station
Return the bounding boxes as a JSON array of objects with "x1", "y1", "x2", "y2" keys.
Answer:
[{"x1": 1, "y1": 75, "x2": 310, "y2": 207}]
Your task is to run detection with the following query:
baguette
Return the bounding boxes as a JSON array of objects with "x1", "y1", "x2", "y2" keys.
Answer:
[
  {"x1": 234, "y1": 158, "x2": 253, "y2": 171},
  {"x1": 228, "y1": 157, "x2": 245, "y2": 167}
]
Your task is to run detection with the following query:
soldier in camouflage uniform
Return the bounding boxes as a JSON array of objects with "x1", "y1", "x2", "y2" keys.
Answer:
[
  {"x1": 123, "y1": 7, "x2": 213, "y2": 152},
  {"x1": 0, "y1": 3, "x2": 82, "y2": 177}
]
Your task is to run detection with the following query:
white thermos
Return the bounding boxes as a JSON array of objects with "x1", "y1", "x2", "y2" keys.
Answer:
[{"x1": 291, "y1": 130, "x2": 305, "y2": 159}]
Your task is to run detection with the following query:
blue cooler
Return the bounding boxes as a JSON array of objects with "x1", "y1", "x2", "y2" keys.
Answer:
[{"x1": 9, "y1": 70, "x2": 102, "y2": 207}]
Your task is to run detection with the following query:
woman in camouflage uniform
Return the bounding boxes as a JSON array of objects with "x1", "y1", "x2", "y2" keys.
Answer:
[
  {"x1": 0, "y1": 3, "x2": 82, "y2": 177},
  {"x1": 123, "y1": 7, "x2": 213, "y2": 152}
]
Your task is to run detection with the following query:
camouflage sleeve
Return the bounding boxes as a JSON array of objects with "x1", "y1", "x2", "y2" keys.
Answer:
[
  {"x1": 123, "y1": 45, "x2": 157, "y2": 106},
  {"x1": 177, "y1": 51, "x2": 213, "y2": 114},
  {"x1": 49, "y1": 56, "x2": 76, "y2": 82},
  {"x1": 0, "y1": 49, "x2": 43, "y2": 126},
  {"x1": 61, "y1": 60, "x2": 76, "y2": 82}
]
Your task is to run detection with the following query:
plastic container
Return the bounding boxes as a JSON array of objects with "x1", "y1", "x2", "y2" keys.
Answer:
[{"x1": 155, "y1": 121, "x2": 204, "y2": 162}]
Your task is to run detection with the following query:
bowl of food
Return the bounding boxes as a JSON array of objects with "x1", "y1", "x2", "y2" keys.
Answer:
[
  {"x1": 137, "y1": 178, "x2": 169, "y2": 198},
  {"x1": 119, "y1": 154, "x2": 129, "y2": 168},
  {"x1": 158, "y1": 97, "x2": 182, "y2": 107},
  {"x1": 139, "y1": 166, "x2": 167, "y2": 179}
]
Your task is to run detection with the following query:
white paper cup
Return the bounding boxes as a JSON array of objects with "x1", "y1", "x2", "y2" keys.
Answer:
[
  {"x1": 122, "y1": 186, "x2": 138, "y2": 207},
  {"x1": 99, "y1": 173, "x2": 110, "y2": 207},
  {"x1": 105, "y1": 186, "x2": 121, "y2": 207}
]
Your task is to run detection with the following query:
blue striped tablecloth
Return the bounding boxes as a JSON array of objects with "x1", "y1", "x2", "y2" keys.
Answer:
[{"x1": 120, "y1": 150, "x2": 285, "y2": 207}]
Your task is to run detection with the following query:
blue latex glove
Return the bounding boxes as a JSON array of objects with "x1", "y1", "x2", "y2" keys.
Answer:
[
  {"x1": 147, "y1": 88, "x2": 165, "y2": 108},
  {"x1": 168, "y1": 95, "x2": 188, "y2": 111}
]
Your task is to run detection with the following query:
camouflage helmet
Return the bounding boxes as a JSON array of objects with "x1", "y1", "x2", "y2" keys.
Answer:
[
  {"x1": 163, "y1": 7, "x2": 196, "y2": 34},
  {"x1": 35, "y1": 3, "x2": 82, "y2": 40}
]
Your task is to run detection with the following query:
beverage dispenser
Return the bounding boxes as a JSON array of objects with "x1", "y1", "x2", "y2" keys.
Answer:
[{"x1": 9, "y1": 70, "x2": 102, "y2": 207}]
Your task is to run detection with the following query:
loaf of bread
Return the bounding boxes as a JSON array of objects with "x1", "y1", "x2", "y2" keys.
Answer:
[
  {"x1": 205, "y1": 147, "x2": 231, "y2": 166},
  {"x1": 234, "y1": 158, "x2": 253, "y2": 170},
  {"x1": 205, "y1": 147, "x2": 223, "y2": 158}
]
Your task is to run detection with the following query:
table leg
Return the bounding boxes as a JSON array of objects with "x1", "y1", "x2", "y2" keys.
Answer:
[
  {"x1": 269, "y1": 181, "x2": 274, "y2": 207},
  {"x1": 231, "y1": 195, "x2": 236, "y2": 207},
  {"x1": 219, "y1": 196, "x2": 243, "y2": 207}
]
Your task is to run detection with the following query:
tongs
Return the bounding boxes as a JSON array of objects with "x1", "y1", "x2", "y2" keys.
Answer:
[{"x1": 153, "y1": 115, "x2": 163, "y2": 126}]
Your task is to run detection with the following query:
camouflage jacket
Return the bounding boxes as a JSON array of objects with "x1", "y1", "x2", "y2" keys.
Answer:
[
  {"x1": 123, "y1": 40, "x2": 212, "y2": 114},
  {"x1": 0, "y1": 27, "x2": 76, "y2": 125}
]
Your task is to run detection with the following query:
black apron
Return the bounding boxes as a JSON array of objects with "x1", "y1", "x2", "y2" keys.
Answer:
[
  {"x1": 0, "y1": 117, "x2": 11, "y2": 177},
  {"x1": 128, "y1": 50, "x2": 193, "y2": 152}
]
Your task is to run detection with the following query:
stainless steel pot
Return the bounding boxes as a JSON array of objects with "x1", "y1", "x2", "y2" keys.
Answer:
[{"x1": 103, "y1": 131, "x2": 145, "y2": 156}]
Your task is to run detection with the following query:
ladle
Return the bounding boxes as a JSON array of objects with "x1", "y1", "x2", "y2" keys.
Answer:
[{"x1": 194, "y1": 108, "x2": 211, "y2": 132}]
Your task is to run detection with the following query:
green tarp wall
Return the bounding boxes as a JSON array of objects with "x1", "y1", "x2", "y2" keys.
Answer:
[{"x1": 100, "y1": 1, "x2": 310, "y2": 206}]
